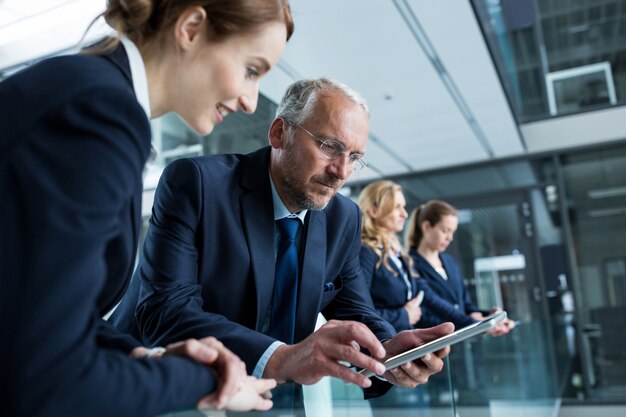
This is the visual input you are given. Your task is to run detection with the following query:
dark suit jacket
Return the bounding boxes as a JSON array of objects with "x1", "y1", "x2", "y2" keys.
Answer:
[
  {"x1": 410, "y1": 249, "x2": 482, "y2": 329},
  {"x1": 0, "y1": 45, "x2": 216, "y2": 417},
  {"x1": 111, "y1": 147, "x2": 395, "y2": 395},
  {"x1": 359, "y1": 245, "x2": 419, "y2": 332}
]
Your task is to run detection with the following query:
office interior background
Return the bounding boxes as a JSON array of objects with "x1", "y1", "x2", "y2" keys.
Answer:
[{"x1": 1, "y1": 0, "x2": 625, "y2": 416}]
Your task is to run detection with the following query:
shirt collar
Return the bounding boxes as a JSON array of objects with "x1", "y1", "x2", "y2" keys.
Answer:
[
  {"x1": 269, "y1": 171, "x2": 307, "y2": 224},
  {"x1": 119, "y1": 36, "x2": 151, "y2": 119}
]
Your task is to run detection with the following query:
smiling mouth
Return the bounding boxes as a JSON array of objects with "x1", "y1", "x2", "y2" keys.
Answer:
[{"x1": 216, "y1": 104, "x2": 233, "y2": 120}]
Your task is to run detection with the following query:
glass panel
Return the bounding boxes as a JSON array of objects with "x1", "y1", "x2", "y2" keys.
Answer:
[
  {"x1": 561, "y1": 146, "x2": 626, "y2": 400},
  {"x1": 442, "y1": 199, "x2": 558, "y2": 416},
  {"x1": 472, "y1": 0, "x2": 626, "y2": 122},
  {"x1": 384, "y1": 160, "x2": 541, "y2": 207},
  {"x1": 547, "y1": 62, "x2": 617, "y2": 116},
  {"x1": 149, "y1": 94, "x2": 277, "y2": 176},
  {"x1": 158, "y1": 377, "x2": 457, "y2": 417},
  {"x1": 530, "y1": 186, "x2": 580, "y2": 400},
  {"x1": 364, "y1": 362, "x2": 455, "y2": 417}
]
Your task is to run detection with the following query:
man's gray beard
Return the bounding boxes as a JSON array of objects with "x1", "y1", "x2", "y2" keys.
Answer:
[
  {"x1": 280, "y1": 141, "x2": 331, "y2": 211},
  {"x1": 295, "y1": 194, "x2": 328, "y2": 211},
  {"x1": 282, "y1": 175, "x2": 331, "y2": 211}
]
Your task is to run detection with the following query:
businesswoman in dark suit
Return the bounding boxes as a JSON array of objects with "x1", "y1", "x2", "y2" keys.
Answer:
[
  {"x1": 359, "y1": 181, "x2": 440, "y2": 415},
  {"x1": 405, "y1": 200, "x2": 515, "y2": 333},
  {"x1": 0, "y1": 1, "x2": 293, "y2": 416},
  {"x1": 359, "y1": 181, "x2": 484, "y2": 332},
  {"x1": 358, "y1": 180, "x2": 423, "y2": 332}
]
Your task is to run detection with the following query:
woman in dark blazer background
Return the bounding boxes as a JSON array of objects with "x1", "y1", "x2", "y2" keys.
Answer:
[
  {"x1": 358, "y1": 181, "x2": 452, "y2": 415},
  {"x1": 358, "y1": 181, "x2": 492, "y2": 333},
  {"x1": 405, "y1": 200, "x2": 515, "y2": 333},
  {"x1": 0, "y1": 1, "x2": 293, "y2": 416},
  {"x1": 405, "y1": 200, "x2": 515, "y2": 406},
  {"x1": 358, "y1": 180, "x2": 423, "y2": 332}
]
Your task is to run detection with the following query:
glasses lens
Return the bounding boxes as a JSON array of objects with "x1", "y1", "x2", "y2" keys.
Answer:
[
  {"x1": 320, "y1": 141, "x2": 344, "y2": 159},
  {"x1": 310, "y1": 130, "x2": 368, "y2": 172}
]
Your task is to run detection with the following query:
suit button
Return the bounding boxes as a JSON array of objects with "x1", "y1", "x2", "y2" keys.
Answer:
[{"x1": 454, "y1": 304, "x2": 459, "y2": 309}]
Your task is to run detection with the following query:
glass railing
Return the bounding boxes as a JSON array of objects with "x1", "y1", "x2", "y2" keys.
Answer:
[
  {"x1": 160, "y1": 374, "x2": 456, "y2": 417},
  {"x1": 161, "y1": 319, "x2": 558, "y2": 417},
  {"x1": 443, "y1": 319, "x2": 558, "y2": 417}
]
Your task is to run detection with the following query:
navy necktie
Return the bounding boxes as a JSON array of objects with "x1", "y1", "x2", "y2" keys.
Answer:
[{"x1": 269, "y1": 217, "x2": 301, "y2": 344}]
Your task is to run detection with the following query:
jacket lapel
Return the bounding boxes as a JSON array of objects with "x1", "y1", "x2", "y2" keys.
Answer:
[
  {"x1": 240, "y1": 148, "x2": 276, "y2": 331},
  {"x1": 414, "y1": 251, "x2": 459, "y2": 301},
  {"x1": 105, "y1": 43, "x2": 141, "y2": 258},
  {"x1": 104, "y1": 43, "x2": 133, "y2": 84},
  {"x1": 130, "y1": 188, "x2": 140, "y2": 269},
  {"x1": 398, "y1": 256, "x2": 417, "y2": 298},
  {"x1": 440, "y1": 254, "x2": 465, "y2": 302},
  {"x1": 295, "y1": 210, "x2": 326, "y2": 342}
]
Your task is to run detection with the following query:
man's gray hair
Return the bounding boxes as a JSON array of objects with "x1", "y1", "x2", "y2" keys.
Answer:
[{"x1": 275, "y1": 77, "x2": 370, "y2": 126}]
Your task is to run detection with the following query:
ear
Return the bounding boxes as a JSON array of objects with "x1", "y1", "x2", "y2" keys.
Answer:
[
  {"x1": 268, "y1": 118, "x2": 289, "y2": 149},
  {"x1": 421, "y1": 220, "x2": 431, "y2": 233},
  {"x1": 367, "y1": 206, "x2": 378, "y2": 220},
  {"x1": 174, "y1": 6, "x2": 207, "y2": 50}
]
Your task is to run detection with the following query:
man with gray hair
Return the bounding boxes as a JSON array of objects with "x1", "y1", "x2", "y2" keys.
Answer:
[{"x1": 111, "y1": 77, "x2": 453, "y2": 404}]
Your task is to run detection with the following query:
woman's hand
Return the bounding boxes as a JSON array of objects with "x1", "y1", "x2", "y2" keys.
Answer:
[
  {"x1": 404, "y1": 297, "x2": 423, "y2": 325},
  {"x1": 201, "y1": 376, "x2": 276, "y2": 412},
  {"x1": 135, "y1": 337, "x2": 247, "y2": 410},
  {"x1": 163, "y1": 337, "x2": 246, "y2": 410},
  {"x1": 482, "y1": 307, "x2": 516, "y2": 337}
]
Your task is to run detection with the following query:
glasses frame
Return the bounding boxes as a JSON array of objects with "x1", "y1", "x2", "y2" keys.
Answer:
[{"x1": 290, "y1": 123, "x2": 368, "y2": 172}]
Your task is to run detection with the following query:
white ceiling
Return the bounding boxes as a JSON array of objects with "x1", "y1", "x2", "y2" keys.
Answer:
[
  {"x1": 262, "y1": 0, "x2": 524, "y2": 183},
  {"x1": 0, "y1": 0, "x2": 108, "y2": 70},
  {"x1": 14, "y1": 0, "x2": 625, "y2": 186}
]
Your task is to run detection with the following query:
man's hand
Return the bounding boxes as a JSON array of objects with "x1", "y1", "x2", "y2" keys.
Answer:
[
  {"x1": 162, "y1": 337, "x2": 247, "y2": 410},
  {"x1": 382, "y1": 322, "x2": 454, "y2": 387},
  {"x1": 263, "y1": 320, "x2": 387, "y2": 388}
]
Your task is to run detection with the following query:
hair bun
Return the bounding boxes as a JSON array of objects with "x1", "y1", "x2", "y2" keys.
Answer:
[{"x1": 104, "y1": 0, "x2": 153, "y2": 36}]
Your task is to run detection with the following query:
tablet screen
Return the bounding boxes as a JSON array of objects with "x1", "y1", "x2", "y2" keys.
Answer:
[{"x1": 359, "y1": 311, "x2": 507, "y2": 378}]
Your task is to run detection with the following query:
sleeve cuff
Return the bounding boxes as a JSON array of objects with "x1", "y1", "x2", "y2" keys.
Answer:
[{"x1": 252, "y1": 340, "x2": 285, "y2": 378}]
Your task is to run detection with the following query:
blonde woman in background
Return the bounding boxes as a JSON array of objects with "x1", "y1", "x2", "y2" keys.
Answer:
[
  {"x1": 358, "y1": 180, "x2": 423, "y2": 332},
  {"x1": 358, "y1": 180, "x2": 450, "y2": 416},
  {"x1": 359, "y1": 181, "x2": 493, "y2": 333}
]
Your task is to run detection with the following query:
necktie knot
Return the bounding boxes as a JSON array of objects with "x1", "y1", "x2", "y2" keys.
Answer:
[{"x1": 277, "y1": 217, "x2": 300, "y2": 241}]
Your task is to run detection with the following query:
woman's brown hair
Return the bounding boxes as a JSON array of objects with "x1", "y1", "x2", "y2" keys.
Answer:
[
  {"x1": 405, "y1": 200, "x2": 457, "y2": 250},
  {"x1": 90, "y1": 0, "x2": 294, "y2": 53}
]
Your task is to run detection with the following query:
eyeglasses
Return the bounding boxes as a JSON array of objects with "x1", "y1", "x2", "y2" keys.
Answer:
[{"x1": 293, "y1": 123, "x2": 368, "y2": 172}]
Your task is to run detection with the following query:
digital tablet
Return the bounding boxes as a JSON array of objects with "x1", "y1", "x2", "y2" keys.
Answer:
[{"x1": 359, "y1": 310, "x2": 507, "y2": 378}]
